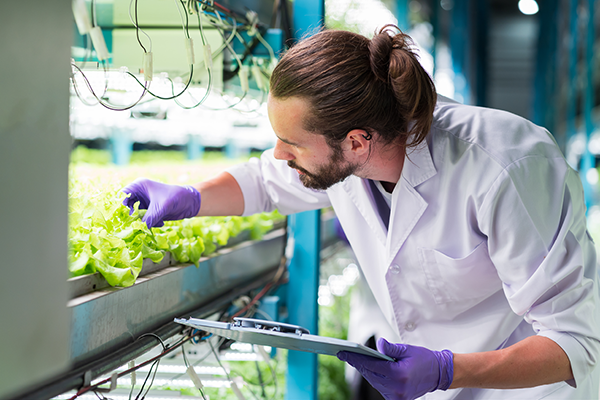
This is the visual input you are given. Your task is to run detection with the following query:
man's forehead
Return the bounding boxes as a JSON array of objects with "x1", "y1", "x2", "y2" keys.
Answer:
[{"x1": 268, "y1": 96, "x2": 317, "y2": 143}]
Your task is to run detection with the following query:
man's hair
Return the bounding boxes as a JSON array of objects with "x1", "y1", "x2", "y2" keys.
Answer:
[{"x1": 269, "y1": 25, "x2": 437, "y2": 150}]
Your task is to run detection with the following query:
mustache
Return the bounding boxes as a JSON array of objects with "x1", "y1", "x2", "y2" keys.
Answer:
[{"x1": 287, "y1": 160, "x2": 311, "y2": 175}]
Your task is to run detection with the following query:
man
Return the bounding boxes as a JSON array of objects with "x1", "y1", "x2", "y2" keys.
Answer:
[{"x1": 123, "y1": 25, "x2": 600, "y2": 399}]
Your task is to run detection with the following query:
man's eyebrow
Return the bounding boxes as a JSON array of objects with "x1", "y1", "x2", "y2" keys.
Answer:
[{"x1": 276, "y1": 135, "x2": 299, "y2": 146}]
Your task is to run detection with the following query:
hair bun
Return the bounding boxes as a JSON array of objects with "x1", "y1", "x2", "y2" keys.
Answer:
[{"x1": 368, "y1": 31, "x2": 393, "y2": 83}]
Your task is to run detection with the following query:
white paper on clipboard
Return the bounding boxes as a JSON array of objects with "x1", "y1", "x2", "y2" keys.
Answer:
[{"x1": 174, "y1": 317, "x2": 394, "y2": 362}]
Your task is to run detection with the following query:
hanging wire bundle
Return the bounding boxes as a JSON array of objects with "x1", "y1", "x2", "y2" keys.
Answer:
[{"x1": 70, "y1": 0, "x2": 278, "y2": 112}]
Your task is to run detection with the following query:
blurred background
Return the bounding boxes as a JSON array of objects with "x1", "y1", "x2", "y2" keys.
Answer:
[{"x1": 1, "y1": 1, "x2": 599, "y2": 399}]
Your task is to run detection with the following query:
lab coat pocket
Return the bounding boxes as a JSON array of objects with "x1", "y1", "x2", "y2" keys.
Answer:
[{"x1": 419, "y1": 242, "x2": 502, "y2": 305}]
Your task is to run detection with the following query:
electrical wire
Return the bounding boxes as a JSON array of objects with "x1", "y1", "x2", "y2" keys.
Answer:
[
  {"x1": 173, "y1": 69, "x2": 213, "y2": 108},
  {"x1": 71, "y1": 62, "x2": 149, "y2": 111},
  {"x1": 130, "y1": 334, "x2": 166, "y2": 400},
  {"x1": 181, "y1": 342, "x2": 209, "y2": 400},
  {"x1": 120, "y1": 0, "x2": 196, "y2": 102},
  {"x1": 68, "y1": 332, "x2": 199, "y2": 400},
  {"x1": 126, "y1": 0, "x2": 152, "y2": 54},
  {"x1": 133, "y1": 0, "x2": 149, "y2": 53},
  {"x1": 135, "y1": 333, "x2": 166, "y2": 400},
  {"x1": 72, "y1": 0, "x2": 271, "y2": 113},
  {"x1": 175, "y1": 0, "x2": 191, "y2": 39},
  {"x1": 170, "y1": 4, "x2": 214, "y2": 108},
  {"x1": 126, "y1": 67, "x2": 194, "y2": 100},
  {"x1": 208, "y1": 340, "x2": 262, "y2": 400},
  {"x1": 196, "y1": 2, "x2": 207, "y2": 46},
  {"x1": 255, "y1": 30, "x2": 276, "y2": 63},
  {"x1": 91, "y1": 0, "x2": 98, "y2": 28}
]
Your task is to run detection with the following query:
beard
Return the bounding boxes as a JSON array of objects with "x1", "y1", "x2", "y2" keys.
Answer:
[{"x1": 288, "y1": 153, "x2": 359, "y2": 191}]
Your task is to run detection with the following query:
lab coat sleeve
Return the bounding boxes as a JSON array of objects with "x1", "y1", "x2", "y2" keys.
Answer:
[
  {"x1": 225, "y1": 148, "x2": 332, "y2": 216},
  {"x1": 478, "y1": 155, "x2": 600, "y2": 387}
]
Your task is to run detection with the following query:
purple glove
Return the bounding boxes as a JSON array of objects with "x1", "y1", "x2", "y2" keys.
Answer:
[
  {"x1": 338, "y1": 338, "x2": 453, "y2": 400},
  {"x1": 121, "y1": 178, "x2": 201, "y2": 228}
]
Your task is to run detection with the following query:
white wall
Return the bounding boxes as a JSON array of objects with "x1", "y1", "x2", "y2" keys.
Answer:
[{"x1": 0, "y1": 1, "x2": 72, "y2": 398}]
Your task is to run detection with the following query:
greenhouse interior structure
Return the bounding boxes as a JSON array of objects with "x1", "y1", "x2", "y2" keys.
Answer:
[{"x1": 1, "y1": 0, "x2": 600, "y2": 399}]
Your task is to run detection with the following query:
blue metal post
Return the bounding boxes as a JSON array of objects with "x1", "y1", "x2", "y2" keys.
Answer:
[
  {"x1": 581, "y1": 0, "x2": 596, "y2": 209},
  {"x1": 292, "y1": 0, "x2": 324, "y2": 38},
  {"x1": 110, "y1": 131, "x2": 132, "y2": 165},
  {"x1": 396, "y1": 0, "x2": 410, "y2": 32},
  {"x1": 285, "y1": 2, "x2": 324, "y2": 399},
  {"x1": 187, "y1": 135, "x2": 204, "y2": 160},
  {"x1": 286, "y1": 211, "x2": 321, "y2": 400},
  {"x1": 225, "y1": 140, "x2": 249, "y2": 159}
]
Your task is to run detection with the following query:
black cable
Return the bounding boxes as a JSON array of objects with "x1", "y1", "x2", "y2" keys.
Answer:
[
  {"x1": 91, "y1": 0, "x2": 96, "y2": 27},
  {"x1": 69, "y1": 333, "x2": 198, "y2": 400},
  {"x1": 71, "y1": 62, "x2": 149, "y2": 111},
  {"x1": 255, "y1": 360, "x2": 267, "y2": 399},
  {"x1": 126, "y1": 66, "x2": 194, "y2": 100},
  {"x1": 169, "y1": 336, "x2": 226, "y2": 381},
  {"x1": 134, "y1": 0, "x2": 147, "y2": 53},
  {"x1": 137, "y1": 359, "x2": 160, "y2": 400},
  {"x1": 133, "y1": 334, "x2": 166, "y2": 400}
]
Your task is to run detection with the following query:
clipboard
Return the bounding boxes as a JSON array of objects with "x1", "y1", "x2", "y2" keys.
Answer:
[{"x1": 174, "y1": 316, "x2": 394, "y2": 362}]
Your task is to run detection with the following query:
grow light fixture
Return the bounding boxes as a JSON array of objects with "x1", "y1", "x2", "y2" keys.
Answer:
[{"x1": 518, "y1": 0, "x2": 539, "y2": 15}]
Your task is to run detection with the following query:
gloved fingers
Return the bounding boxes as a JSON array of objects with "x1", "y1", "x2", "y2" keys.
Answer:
[
  {"x1": 358, "y1": 370, "x2": 400, "y2": 400},
  {"x1": 121, "y1": 179, "x2": 152, "y2": 209},
  {"x1": 337, "y1": 351, "x2": 387, "y2": 374},
  {"x1": 360, "y1": 368, "x2": 387, "y2": 380},
  {"x1": 143, "y1": 204, "x2": 165, "y2": 229},
  {"x1": 122, "y1": 195, "x2": 137, "y2": 215},
  {"x1": 377, "y1": 337, "x2": 408, "y2": 360}
]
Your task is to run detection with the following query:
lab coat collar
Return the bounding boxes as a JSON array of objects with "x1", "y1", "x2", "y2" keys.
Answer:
[
  {"x1": 337, "y1": 138, "x2": 438, "y2": 254},
  {"x1": 384, "y1": 141, "x2": 437, "y2": 263},
  {"x1": 401, "y1": 140, "x2": 437, "y2": 188}
]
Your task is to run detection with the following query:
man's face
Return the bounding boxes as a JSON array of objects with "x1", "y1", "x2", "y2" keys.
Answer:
[{"x1": 267, "y1": 95, "x2": 359, "y2": 190}]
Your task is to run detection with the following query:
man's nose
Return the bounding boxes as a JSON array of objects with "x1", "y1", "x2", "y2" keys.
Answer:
[{"x1": 273, "y1": 140, "x2": 295, "y2": 161}]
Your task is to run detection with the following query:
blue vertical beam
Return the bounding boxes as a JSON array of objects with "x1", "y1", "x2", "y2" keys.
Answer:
[
  {"x1": 450, "y1": 0, "x2": 471, "y2": 104},
  {"x1": 110, "y1": 131, "x2": 132, "y2": 165},
  {"x1": 286, "y1": 3, "x2": 324, "y2": 399},
  {"x1": 292, "y1": 0, "x2": 324, "y2": 38},
  {"x1": 581, "y1": 0, "x2": 596, "y2": 209},
  {"x1": 187, "y1": 135, "x2": 204, "y2": 160},
  {"x1": 396, "y1": 0, "x2": 410, "y2": 32},
  {"x1": 286, "y1": 211, "x2": 321, "y2": 400}
]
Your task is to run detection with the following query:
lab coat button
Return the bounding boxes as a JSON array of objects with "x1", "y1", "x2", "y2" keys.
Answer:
[
  {"x1": 390, "y1": 264, "x2": 400, "y2": 274},
  {"x1": 404, "y1": 321, "x2": 416, "y2": 331}
]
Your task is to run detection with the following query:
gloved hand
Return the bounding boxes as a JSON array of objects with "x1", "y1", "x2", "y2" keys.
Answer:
[
  {"x1": 121, "y1": 178, "x2": 201, "y2": 228},
  {"x1": 337, "y1": 338, "x2": 453, "y2": 400}
]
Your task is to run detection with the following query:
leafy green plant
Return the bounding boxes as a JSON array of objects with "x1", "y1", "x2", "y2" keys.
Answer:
[{"x1": 68, "y1": 159, "x2": 282, "y2": 287}]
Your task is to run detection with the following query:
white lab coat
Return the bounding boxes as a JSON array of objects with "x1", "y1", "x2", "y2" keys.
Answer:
[{"x1": 227, "y1": 96, "x2": 600, "y2": 399}]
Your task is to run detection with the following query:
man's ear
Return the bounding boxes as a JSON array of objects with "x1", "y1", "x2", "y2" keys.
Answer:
[{"x1": 343, "y1": 129, "x2": 372, "y2": 157}]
